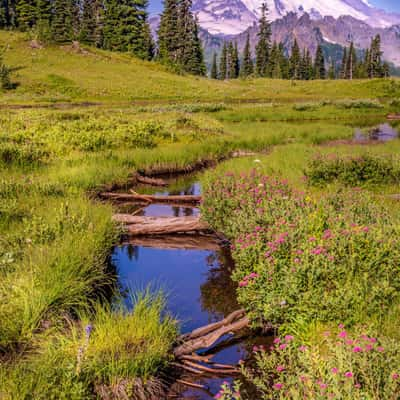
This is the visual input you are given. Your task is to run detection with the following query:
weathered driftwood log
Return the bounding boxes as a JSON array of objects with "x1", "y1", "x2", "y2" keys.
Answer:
[
  {"x1": 387, "y1": 114, "x2": 400, "y2": 121},
  {"x1": 180, "y1": 309, "x2": 246, "y2": 341},
  {"x1": 99, "y1": 192, "x2": 201, "y2": 206},
  {"x1": 136, "y1": 174, "x2": 167, "y2": 187},
  {"x1": 174, "y1": 309, "x2": 250, "y2": 357},
  {"x1": 121, "y1": 234, "x2": 221, "y2": 250},
  {"x1": 113, "y1": 215, "x2": 210, "y2": 236}
]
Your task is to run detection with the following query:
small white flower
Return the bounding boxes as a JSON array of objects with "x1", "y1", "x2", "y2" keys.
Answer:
[{"x1": 254, "y1": 159, "x2": 261, "y2": 163}]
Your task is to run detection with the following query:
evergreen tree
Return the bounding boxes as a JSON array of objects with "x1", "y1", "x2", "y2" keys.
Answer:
[
  {"x1": 0, "y1": 0, "x2": 7, "y2": 27},
  {"x1": 340, "y1": 47, "x2": 348, "y2": 79},
  {"x1": 157, "y1": 0, "x2": 180, "y2": 64},
  {"x1": 278, "y1": 42, "x2": 289, "y2": 79},
  {"x1": 103, "y1": 0, "x2": 152, "y2": 59},
  {"x1": 255, "y1": 2, "x2": 271, "y2": 77},
  {"x1": 36, "y1": 0, "x2": 52, "y2": 40},
  {"x1": 142, "y1": 21, "x2": 154, "y2": 60},
  {"x1": 268, "y1": 41, "x2": 281, "y2": 78},
  {"x1": 314, "y1": 44, "x2": 326, "y2": 79},
  {"x1": 157, "y1": 0, "x2": 204, "y2": 74},
  {"x1": 51, "y1": 0, "x2": 75, "y2": 43},
  {"x1": 289, "y1": 39, "x2": 300, "y2": 79},
  {"x1": 233, "y1": 41, "x2": 240, "y2": 78},
  {"x1": 227, "y1": 41, "x2": 234, "y2": 79},
  {"x1": 382, "y1": 61, "x2": 390, "y2": 78},
  {"x1": 328, "y1": 59, "x2": 335, "y2": 79},
  {"x1": 369, "y1": 34, "x2": 383, "y2": 78},
  {"x1": 219, "y1": 41, "x2": 227, "y2": 80},
  {"x1": 183, "y1": 14, "x2": 206, "y2": 75},
  {"x1": 80, "y1": 0, "x2": 103, "y2": 46},
  {"x1": 345, "y1": 41, "x2": 357, "y2": 79},
  {"x1": 211, "y1": 52, "x2": 218, "y2": 79},
  {"x1": 241, "y1": 32, "x2": 253, "y2": 77},
  {"x1": 16, "y1": 0, "x2": 36, "y2": 30},
  {"x1": 0, "y1": 0, "x2": 17, "y2": 28}
]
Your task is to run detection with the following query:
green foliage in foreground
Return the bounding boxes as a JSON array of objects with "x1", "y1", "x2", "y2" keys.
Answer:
[
  {"x1": 0, "y1": 293, "x2": 177, "y2": 400},
  {"x1": 245, "y1": 327, "x2": 400, "y2": 399},
  {"x1": 306, "y1": 153, "x2": 400, "y2": 186},
  {"x1": 202, "y1": 170, "x2": 400, "y2": 327},
  {"x1": 202, "y1": 167, "x2": 400, "y2": 398}
]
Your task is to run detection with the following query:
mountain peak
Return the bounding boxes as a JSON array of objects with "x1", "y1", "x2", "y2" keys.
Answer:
[{"x1": 192, "y1": 0, "x2": 400, "y2": 35}]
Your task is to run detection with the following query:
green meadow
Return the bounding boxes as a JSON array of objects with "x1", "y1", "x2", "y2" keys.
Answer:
[{"x1": 1, "y1": 30, "x2": 400, "y2": 399}]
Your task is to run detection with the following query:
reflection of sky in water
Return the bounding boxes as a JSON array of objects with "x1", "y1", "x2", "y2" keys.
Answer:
[
  {"x1": 354, "y1": 123, "x2": 399, "y2": 142},
  {"x1": 113, "y1": 246, "x2": 222, "y2": 333}
]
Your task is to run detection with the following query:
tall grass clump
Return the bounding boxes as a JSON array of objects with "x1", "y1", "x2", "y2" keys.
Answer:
[
  {"x1": 0, "y1": 196, "x2": 116, "y2": 351},
  {"x1": 0, "y1": 293, "x2": 177, "y2": 399}
]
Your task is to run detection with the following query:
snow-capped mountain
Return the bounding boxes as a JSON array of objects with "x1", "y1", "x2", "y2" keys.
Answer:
[{"x1": 192, "y1": 0, "x2": 400, "y2": 35}]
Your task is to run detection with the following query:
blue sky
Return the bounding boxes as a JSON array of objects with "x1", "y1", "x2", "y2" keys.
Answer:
[{"x1": 148, "y1": 0, "x2": 400, "y2": 16}]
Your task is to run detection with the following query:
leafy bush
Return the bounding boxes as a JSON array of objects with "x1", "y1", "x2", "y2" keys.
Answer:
[
  {"x1": 336, "y1": 100, "x2": 383, "y2": 109},
  {"x1": 305, "y1": 154, "x2": 400, "y2": 186},
  {"x1": 0, "y1": 142, "x2": 50, "y2": 166},
  {"x1": 245, "y1": 328, "x2": 400, "y2": 400},
  {"x1": 202, "y1": 171, "x2": 400, "y2": 327}
]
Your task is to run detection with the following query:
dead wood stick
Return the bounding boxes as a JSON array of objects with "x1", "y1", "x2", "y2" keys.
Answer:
[
  {"x1": 176, "y1": 380, "x2": 207, "y2": 390},
  {"x1": 171, "y1": 362, "x2": 204, "y2": 375},
  {"x1": 180, "y1": 354, "x2": 213, "y2": 363},
  {"x1": 174, "y1": 315, "x2": 250, "y2": 357},
  {"x1": 179, "y1": 309, "x2": 246, "y2": 341},
  {"x1": 136, "y1": 174, "x2": 167, "y2": 187},
  {"x1": 183, "y1": 360, "x2": 239, "y2": 375}
]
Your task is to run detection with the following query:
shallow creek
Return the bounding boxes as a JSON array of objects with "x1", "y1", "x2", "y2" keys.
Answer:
[{"x1": 111, "y1": 174, "x2": 270, "y2": 399}]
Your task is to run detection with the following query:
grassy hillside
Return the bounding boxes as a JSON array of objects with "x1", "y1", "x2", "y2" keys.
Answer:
[{"x1": 1, "y1": 31, "x2": 400, "y2": 104}]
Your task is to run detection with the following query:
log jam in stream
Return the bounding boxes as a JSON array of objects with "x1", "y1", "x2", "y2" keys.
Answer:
[{"x1": 110, "y1": 173, "x2": 272, "y2": 399}]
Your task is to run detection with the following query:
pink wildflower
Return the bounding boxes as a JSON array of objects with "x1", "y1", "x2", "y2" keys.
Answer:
[
  {"x1": 354, "y1": 384, "x2": 361, "y2": 389},
  {"x1": 392, "y1": 373, "x2": 399, "y2": 380},
  {"x1": 214, "y1": 394, "x2": 222, "y2": 399},
  {"x1": 239, "y1": 281, "x2": 248, "y2": 288},
  {"x1": 338, "y1": 331, "x2": 347, "y2": 338},
  {"x1": 276, "y1": 365, "x2": 285, "y2": 373},
  {"x1": 344, "y1": 372, "x2": 354, "y2": 379},
  {"x1": 285, "y1": 335, "x2": 294, "y2": 342},
  {"x1": 331, "y1": 368, "x2": 338, "y2": 375},
  {"x1": 377, "y1": 347, "x2": 385, "y2": 352},
  {"x1": 353, "y1": 346, "x2": 363, "y2": 353},
  {"x1": 338, "y1": 324, "x2": 345, "y2": 329},
  {"x1": 273, "y1": 338, "x2": 281, "y2": 344},
  {"x1": 279, "y1": 344, "x2": 287, "y2": 350},
  {"x1": 273, "y1": 383, "x2": 283, "y2": 390},
  {"x1": 299, "y1": 345, "x2": 308, "y2": 352}
]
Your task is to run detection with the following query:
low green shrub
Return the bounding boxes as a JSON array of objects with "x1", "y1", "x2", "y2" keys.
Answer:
[
  {"x1": 244, "y1": 328, "x2": 400, "y2": 400},
  {"x1": 202, "y1": 170, "x2": 400, "y2": 328},
  {"x1": 305, "y1": 154, "x2": 400, "y2": 186}
]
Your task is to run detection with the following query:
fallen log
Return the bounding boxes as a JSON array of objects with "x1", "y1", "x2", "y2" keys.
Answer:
[
  {"x1": 174, "y1": 309, "x2": 250, "y2": 357},
  {"x1": 179, "y1": 309, "x2": 246, "y2": 341},
  {"x1": 121, "y1": 234, "x2": 221, "y2": 251},
  {"x1": 136, "y1": 174, "x2": 167, "y2": 187},
  {"x1": 387, "y1": 114, "x2": 400, "y2": 121},
  {"x1": 113, "y1": 215, "x2": 210, "y2": 236},
  {"x1": 100, "y1": 192, "x2": 201, "y2": 206}
]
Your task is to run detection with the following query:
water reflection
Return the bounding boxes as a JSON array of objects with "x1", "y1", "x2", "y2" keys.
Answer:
[{"x1": 354, "y1": 123, "x2": 399, "y2": 142}]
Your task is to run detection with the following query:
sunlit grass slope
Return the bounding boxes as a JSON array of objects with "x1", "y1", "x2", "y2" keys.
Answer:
[{"x1": 1, "y1": 31, "x2": 400, "y2": 104}]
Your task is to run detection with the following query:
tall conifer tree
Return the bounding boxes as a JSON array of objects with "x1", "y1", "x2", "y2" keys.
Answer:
[
  {"x1": 219, "y1": 42, "x2": 227, "y2": 80},
  {"x1": 211, "y1": 52, "x2": 218, "y2": 79},
  {"x1": 314, "y1": 44, "x2": 326, "y2": 79},
  {"x1": 289, "y1": 39, "x2": 300, "y2": 79},
  {"x1": 241, "y1": 32, "x2": 253, "y2": 77},
  {"x1": 255, "y1": 2, "x2": 271, "y2": 77}
]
